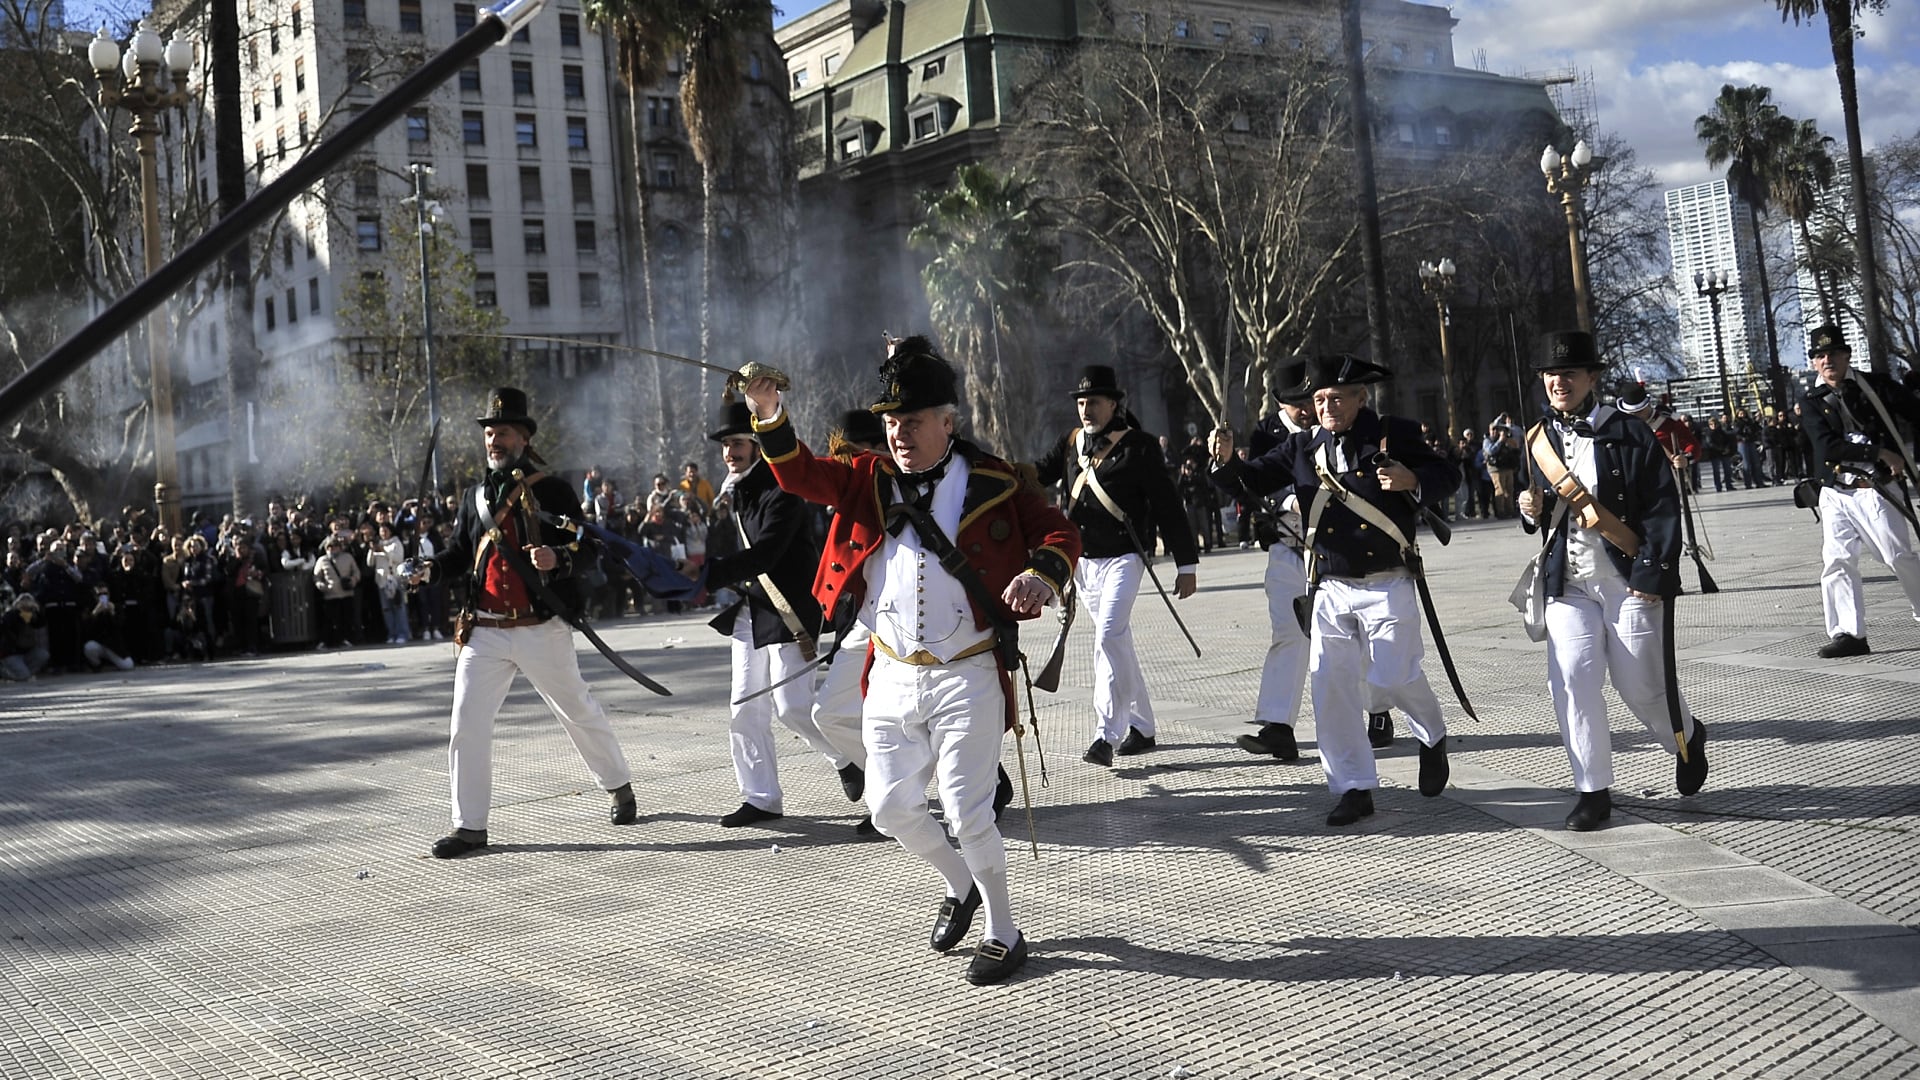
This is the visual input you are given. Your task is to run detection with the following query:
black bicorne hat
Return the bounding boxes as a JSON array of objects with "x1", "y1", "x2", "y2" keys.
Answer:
[
  {"x1": 1070, "y1": 364, "x2": 1125, "y2": 400},
  {"x1": 1808, "y1": 323, "x2": 1848, "y2": 356},
  {"x1": 837, "y1": 408, "x2": 886, "y2": 447},
  {"x1": 870, "y1": 335, "x2": 960, "y2": 414},
  {"x1": 476, "y1": 386, "x2": 537, "y2": 437},
  {"x1": 1533, "y1": 330, "x2": 1606, "y2": 372},
  {"x1": 707, "y1": 400, "x2": 758, "y2": 443},
  {"x1": 1287, "y1": 354, "x2": 1392, "y2": 399},
  {"x1": 1271, "y1": 359, "x2": 1310, "y2": 405}
]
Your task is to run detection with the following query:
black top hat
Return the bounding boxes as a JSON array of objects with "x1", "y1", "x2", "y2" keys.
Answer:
[
  {"x1": 870, "y1": 336, "x2": 960, "y2": 414},
  {"x1": 1533, "y1": 330, "x2": 1605, "y2": 372},
  {"x1": 1286, "y1": 354, "x2": 1392, "y2": 399},
  {"x1": 1070, "y1": 365, "x2": 1125, "y2": 400},
  {"x1": 1616, "y1": 382, "x2": 1651, "y2": 414},
  {"x1": 1808, "y1": 323, "x2": 1849, "y2": 355},
  {"x1": 476, "y1": 387, "x2": 538, "y2": 437},
  {"x1": 1271, "y1": 359, "x2": 1310, "y2": 405},
  {"x1": 707, "y1": 401, "x2": 758, "y2": 443},
  {"x1": 837, "y1": 408, "x2": 886, "y2": 447}
]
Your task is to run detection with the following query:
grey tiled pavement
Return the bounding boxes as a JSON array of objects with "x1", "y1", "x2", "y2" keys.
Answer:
[{"x1": 3, "y1": 484, "x2": 1918, "y2": 1078}]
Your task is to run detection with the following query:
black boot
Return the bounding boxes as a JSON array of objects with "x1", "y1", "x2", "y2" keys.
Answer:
[
  {"x1": 1565, "y1": 789, "x2": 1612, "y2": 831},
  {"x1": 1676, "y1": 719, "x2": 1708, "y2": 796},
  {"x1": 1116, "y1": 727, "x2": 1156, "y2": 755},
  {"x1": 1417, "y1": 737, "x2": 1449, "y2": 797},
  {"x1": 1326, "y1": 789, "x2": 1374, "y2": 826},
  {"x1": 608, "y1": 782, "x2": 637, "y2": 825},
  {"x1": 431, "y1": 828, "x2": 489, "y2": 859},
  {"x1": 1234, "y1": 723, "x2": 1299, "y2": 761},
  {"x1": 837, "y1": 762, "x2": 865, "y2": 802},
  {"x1": 1082, "y1": 738, "x2": 1114, "y2": 767},
  {"x1": 993, "y1": 766, "x2": 1015, "y2": 822}
]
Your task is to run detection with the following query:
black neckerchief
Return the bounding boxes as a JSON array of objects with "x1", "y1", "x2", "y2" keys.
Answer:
[
  {"x1": 887, "y1": 442, "x2": 956, "y2": 536},
  {"x1": 484, "y1": 457, "x2": 527, "y2": 504},
  {"x1": 1554, "y1": 397, "x2": 1598, "y2": 438},
  {"x1": 1079, "y1": 415, "x2": 1127, "y2": 457}
]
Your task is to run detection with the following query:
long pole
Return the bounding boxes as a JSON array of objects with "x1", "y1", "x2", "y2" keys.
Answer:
[
  {"x1": 1708, "y1": 292, "x2": 1731, "y2": 415},
  {"x1": 411, "y1": 163, "x2": 441, "y2": 497},
  {"x1": 1435, "y1": 296, "x2": 1456, "y2": 438},
  {"x1": 1562, "y1": 193, "x2": 1593, "y2": 334},
  {"x1": 133, "y1": 110, "x2": 182, "y2": 536}
]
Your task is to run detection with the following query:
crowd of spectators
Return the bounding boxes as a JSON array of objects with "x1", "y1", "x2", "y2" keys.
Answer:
[{"x1": 0, "y1": 459, "x2": 733, "y2": 681}]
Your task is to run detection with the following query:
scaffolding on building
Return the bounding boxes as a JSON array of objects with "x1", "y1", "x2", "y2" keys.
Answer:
[{"x1": 1528, "y1": 66, "x2": 1598, "y2": 141}]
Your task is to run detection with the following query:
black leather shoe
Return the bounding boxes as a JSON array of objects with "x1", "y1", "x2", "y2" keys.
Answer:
[
  {"x1": 1818, "y1": 633, "x2": 1871, "y2": 659},
  {"x1": 966, "y1": 933, "x2": 1028, "y2": 986},
  {"x1": 609, "y1": 783, "x2": 637, "y2": 825},
  {"x1": 1082, "y1": 739, "x2": 1114, "y2": 767},
  {"x1": 854, "y1": 815, "x2": 881, "y2": 838},
  {"x1": 1566, "y1": 789, "x2": 1612, "y2": 831},
  {"x1": 838, "y1": 762, "x2": 865, "y2": 802},
  {"x1": 1116, "y1": 727, "x2": 1156, "y2": 755},
  {"x1": 1326, "y1": 789, "x2": 1374, "y2": 826},
  {"x1": 431, "y1": 828, "x2": 488, "y2": 859},
  {"x1": 718, "y1": 802, "x2": 783, "y2": 828},
  {"x1": 993, "y1": 766, "x2": 1015, "y2": 822},
  {"x1": 1417, "y1": 737, "x2": 1449, "y2": 797},
  {"x1": 1235, "y1": 723, "x2": 1299, "y2": 761},
  {"x1": 1676, "y1": 720, "x2": 1709, "y2": 796},
  {"x1": 1367, "y1": 711, "x2": 1395, "y2": 749},
  {"x1": 930, "y1": 885, "x2": 982, "y2": 953}
]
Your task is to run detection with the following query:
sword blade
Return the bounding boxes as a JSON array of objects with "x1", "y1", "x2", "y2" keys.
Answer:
[
  {"x1": 459, "y1": 332, "x2": 742, "y2": 380},
  {"x1": 1117, "y1": 516, "x2": 1201, "y2": 658}
]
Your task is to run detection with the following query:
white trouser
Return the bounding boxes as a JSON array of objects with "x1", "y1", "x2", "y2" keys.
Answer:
[
  {"x1": 864, "y1": 651, "x2": 1017, "y2": 945},
  {"x1": 1255, "y1": 544, "x2": 1309, "y2": 727},
  {"x1": 1077, "y1": 553, "x2": 1154, "y2": 743},
  {"x1": 1309, "y1": 575, "x2": 1446, "y2": 794},
  {"x1": 1819, "y1": 485, "x2": 1920, "y2": 638},
  {"x1": 1546, "y1": 569, "x2": 1695, "y2": 793},
  {"x1": 448, "y1": 618, "x2": 632, "y2": 831},
  {"x1": 729, "y1": 615, "x2": 839, "y2": 813},
  {"x1": 810, "y1": 625, "x2": 872, "y2": 770}
]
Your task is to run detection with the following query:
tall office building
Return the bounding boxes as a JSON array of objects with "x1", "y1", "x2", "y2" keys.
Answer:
[{"x1": 1665, "y1": 179, "x2": 1767, "y2": 418}]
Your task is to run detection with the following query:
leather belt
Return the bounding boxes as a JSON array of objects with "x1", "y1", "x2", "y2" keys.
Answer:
[
  {"x1": 872, "y1": 636, "x2": 997, "y2": 667},
  {"x1": 474, "y1": 607, "x2": 548, "y2": 628}
]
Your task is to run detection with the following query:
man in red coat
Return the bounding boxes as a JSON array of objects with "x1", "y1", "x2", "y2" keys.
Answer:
[{"x1": 741, "y1": 338, "x2": 1079, "y2": 986}]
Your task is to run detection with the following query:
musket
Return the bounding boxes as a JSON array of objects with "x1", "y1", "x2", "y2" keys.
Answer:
[{"x1": 1029, "y1": 579, "x2": 1077, "y2": 693}]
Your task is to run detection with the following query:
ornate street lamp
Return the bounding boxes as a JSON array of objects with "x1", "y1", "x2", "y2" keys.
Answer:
[
  {"x1": 1693, "y1": 268, "x2": 1734, "y2": 417},
  {"x1": 1541, "y1": 140, "x2": 1596, "y2": 334},
  {"x1": 90, "y1": 21, "x2": 196, "y2": 535},
  {"x1": 1418, "y1": 257, "x2": 1459, "y2": 438},
  {"x1": 404, "y1": 163, "x2": 445, "y2": 498}
]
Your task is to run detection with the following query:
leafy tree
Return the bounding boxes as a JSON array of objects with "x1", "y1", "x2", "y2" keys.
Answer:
[
  {"x1": 1771, "y1": 117, "x2": 1839, "y2": 321},
  {"x1": 1696, "y1": 83, "x2": 1792, "y2": 405}
]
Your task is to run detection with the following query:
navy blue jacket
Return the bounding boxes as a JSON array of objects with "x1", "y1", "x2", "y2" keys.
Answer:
[
  {"x1": 1219, "y1": 409, "x2": 1455, "y2": 579},
  {"x1": 1800, "y1": 371, "x2": 1920, "y2": 486},
  {"x1": 1522, "y1": 409, "x2": 1681, "y2": 599},
  {"x1": 704, "y1": 460, "x2": 823, "y2": 646},
  {"x1": 1033, "y1": 426, "x2": 1197, "y2": 564}
]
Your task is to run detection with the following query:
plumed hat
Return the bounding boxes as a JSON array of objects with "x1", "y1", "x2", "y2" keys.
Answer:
[
  {"x1": 1070, "y1": 365, "x2": 1125, "y2": 400},
  {"x1": 1616, "y1": 382, "x2": 1651, "y2": 415},
  {"x1": 870, "y1": 335, "x2": 960, "y2": 414},
  {"x1": 1533, "y1": 330, "x2": 1605, "y2": 372},
  {"x1": 476, "y1": 387, "x2": 537, "y2": 437}
]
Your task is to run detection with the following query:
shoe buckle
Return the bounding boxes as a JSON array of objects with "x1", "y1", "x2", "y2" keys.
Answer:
[{"x1": 978, "y1": 940, "x2": 1009, "y2": 961}]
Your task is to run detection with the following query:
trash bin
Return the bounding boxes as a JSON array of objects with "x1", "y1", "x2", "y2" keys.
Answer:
[{"x1": 268, "y1": 571, "x2": 318, "y2": 646}]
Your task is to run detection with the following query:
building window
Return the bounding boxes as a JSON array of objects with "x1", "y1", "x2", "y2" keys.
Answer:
[
  {"x1": 515, "y1": 114, "x2": 536, "y2": 146},
  {"x1": 513, "y1": 23, "x2": 529, "y2": 43},
  {"x1": 453, "y1": 3, "x2": 475, "y2": 34},
  {"x1": 650, "y1": 151, "x2": 678, "y2": 188},
  {"x1": 1396, "y1": 121, "x2": 1415, "y2": 143},
  {"x1": 923, "y1": 57, "x2": 945, "y2": 79},
  {"x1": 823, "y1": 51, "x2": 841, "y2": 76},
  {"x1": 407, "y1": 110, "x2": 428, "y2": 142},
  {"x1": 912, "y1": 112, "x2": 937, "y2": 141},
  {"x1": 276, "y1": 127, "x2": 286, "y2": 157},
  {"x1": 462, "y1": 111, "x2": 485, "y2": 144},
  {"x1": 282, "y1": 232, "x2": 294, "y2": 267},
  {"x1": 356, "y1": 216, "x2": 381, "y2": 250},
  {"x1": 1425, "y1": 46, "x2": 1439, "y2": 65},
  {"x1": 398, "y1": 0, "x2": 422, "y2": 33},
  {"x1": 527, "y1": 272, "x2": 549, "y2": 307},
  {"x1": 305, "y1": 229, "x2": 316, "y2": 260},
  {"x1": 1211, "y1": 20, "x2": 1230, "y2": 41},
  {"x1": 524, "y1": 219, "x2": 546, "y2": 254},
  {"x1": 475, "y1": 273, "x2": 497, "y2": 307},
  {"x1": 459, "y1": 64, "x2": 480, "y2": 92},
  {"x1": 346, "y1": 50, "x2": 369, "y2": 87},
  {"x1": 512, "y1": 60, "x2": 534, "y2": 96},
  {"x1": 470, "y1": 217, "x2": 492, "y2": 250},
  {"x1": 1250, "y1": 23, "x2": 1269, "y2": 46},
  {"x1": 791, "y1": 68, "x2": 809, "y2": 90},
  {"x1": 559, "y1": 13, "x2": 580, "y2": 46},
  {"x1": 520, "y1": 166, "x2": 543, "y2": 206},
  {"x1": 286, "y1": 286, "x2": 298, "y2": 324},
  {"x1": 269, "y1": 26, "x2": 279, "y2": 52},
  {"x1": 563, "y1": 65, "x2": 584, "y2": 99},
  {"x1": 571, "y1": 168, "x2": 593, "y2": 209},
  {"x1": 273, "y1": 74, "x2": 283, "y2": 108},
  {"x1": 354, "y1": 166, "x2": 378, "y2": 199},
  {"x1": 247, "y1": 39, "x2": 257, "y2": 70},
  {"x1": 298, "y1": 112, "x2": 309, "y2": 143},
  {"x1": 579, "y1": 272, "x2": 601, "y2": 307},
  {"x1": 251, "y1": 90, "x2": 261, "y2": 123},
  {"x1": 574, "y1": 219, "x2": 596, "y2": 254},
  {"x1": 292, "y1": 2, "x2": 302, "y2": 36},
  {"x1": 841, "y1": 134, "x2": 864, "y2": 160},
  {"x1": 1434, "y1": 124, "x2": 1452, "y2": 146},
  {"x1": 647, "y1": 96, "x2": 676, "y2": 129},
  {"x1": 343, "y1": 0, "x2": 365, "y2": 27},
  {"x1": 294, "y1": 59, "x2": 306, "y2": 93},
  {"x1": 467, "y1": 163, "x2": 490, "y2": 203},
  {"x1": 1172, "y1": 18, "x2": 1190, "y2": 39},
  {"x1": 308, "y1": 277, "x2": 321, "y2": 313},
  {"x1": 565, "y1": 117, "x2": 588, "y2": 150},
  {"x1": 1390, "y1": 42, "x2": 1406, "y2": 62},
  {"x1": 264, "y1": 296, "x2": 276, "y2": 331}
]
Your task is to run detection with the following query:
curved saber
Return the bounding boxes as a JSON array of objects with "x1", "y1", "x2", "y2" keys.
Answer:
[{"x1": 455, "y1": 332, "x2": 770, "y2": 385}]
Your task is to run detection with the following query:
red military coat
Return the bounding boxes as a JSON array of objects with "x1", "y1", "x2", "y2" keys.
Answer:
[{"x1": 753, "y1": 409, "x2": 1080, "y2": 723}]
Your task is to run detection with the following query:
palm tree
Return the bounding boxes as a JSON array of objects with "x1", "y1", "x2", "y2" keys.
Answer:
[
  {"x1": 1696, "y1": 83, "x2": 1792, "y2": 409},
  {"x1": 1774, "y1": 0, "x2": 1891, "y2": 374},
  {"x1": 678, "y1": 0, "x2": 770, "y2": 369},
  {"x1": 581, "y1": 0, "x2": 690, "y2": 465},
  {"x1": 908, "y1": 164, "x2": 1050, "y2": 458},
  {"x1": 1771, "y1": 117, "x2": 1839, "y2": 321}
]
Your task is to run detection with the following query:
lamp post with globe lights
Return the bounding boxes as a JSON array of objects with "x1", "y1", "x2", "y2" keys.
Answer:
[
  {"x1": 88, "y1": 21, "x2": 196, "y2": 534},
  {"x1": 1693, "y1": 268, "x2": 1735, "y2": 418},
  {"x1": 1418, "y1": 257, "x2": 1460, "y2": 438},
  {"x1": 1540, "y1": 140, "x2": 1596, "y2": 334}
]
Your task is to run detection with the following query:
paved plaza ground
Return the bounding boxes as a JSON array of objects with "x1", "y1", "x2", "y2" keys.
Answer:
[{"x1": 3, "y1": 483, "x2": 1918, "y2": 1079}]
